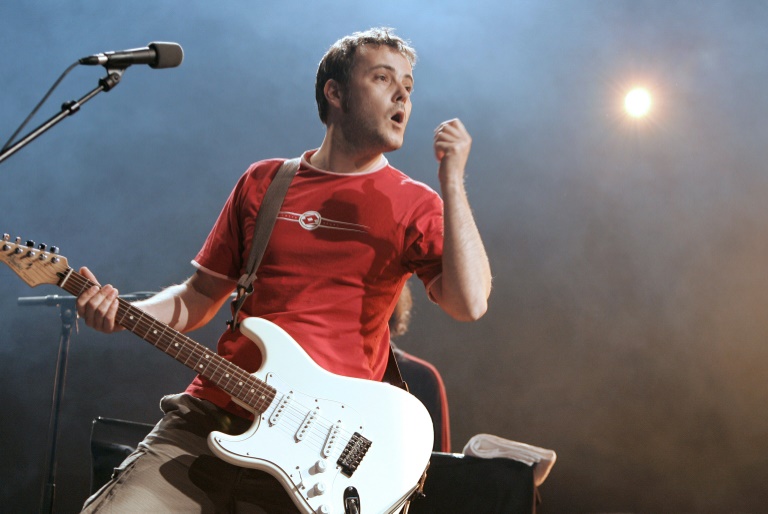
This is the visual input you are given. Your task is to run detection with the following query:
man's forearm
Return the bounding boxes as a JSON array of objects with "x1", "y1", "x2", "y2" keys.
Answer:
[{"x1": 438, "y1": 175, "x2": 492, "y2": 321}]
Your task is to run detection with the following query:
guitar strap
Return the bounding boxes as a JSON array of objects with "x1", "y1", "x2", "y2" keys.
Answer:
[
  {"x1": 228, "y1": 158, "x2": 301, "y2": 331},
  {"x1": 382, "y1": 345, "x2": 409, "y2": 391}
]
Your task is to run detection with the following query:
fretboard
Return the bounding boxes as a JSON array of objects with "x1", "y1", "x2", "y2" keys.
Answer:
[{"x1": 57, "y1": 268, "x2": 276, "y2": 414}]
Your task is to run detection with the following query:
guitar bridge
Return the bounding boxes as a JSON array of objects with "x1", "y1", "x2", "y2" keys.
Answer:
[{"x1": 337, "y1": 432, "x2": 372, "y2": 477}]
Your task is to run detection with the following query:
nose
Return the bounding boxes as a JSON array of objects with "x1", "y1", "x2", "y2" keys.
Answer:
[{"x1": 394, "y1": 81, "x2": 410, "y2": 103}]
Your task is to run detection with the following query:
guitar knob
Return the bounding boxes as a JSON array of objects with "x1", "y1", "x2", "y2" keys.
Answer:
[
  {"x1": 24, "y1": 241, "x2": 36, "y2": 258},
  {"x1": 316, "y1": 505, "x2": 330, "y2": 514},
  {"x1": 313, "y1": 460, "x2": 327, "y2": 474},
  {"x1": 312, "y1": 482, "x2": 326, "y2": 495}
]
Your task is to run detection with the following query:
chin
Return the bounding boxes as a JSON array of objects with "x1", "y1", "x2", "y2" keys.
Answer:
[
  {"x1": 384, "y1": 134, "x2": 405, "y2": 152},
  {"x1": 382, "y1": 143, "x2": 403, "y2": 154}
]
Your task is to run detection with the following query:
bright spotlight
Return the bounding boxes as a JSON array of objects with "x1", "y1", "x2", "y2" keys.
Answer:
[{"x1": 624, "y1": 88, "x2": 652, "y2": 118}]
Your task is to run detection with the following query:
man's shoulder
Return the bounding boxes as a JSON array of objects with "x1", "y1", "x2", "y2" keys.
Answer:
[
  {"x1": 244, "y1": 157, "x2": 290, "y2": 176},
  {"x1": 382, "y1": 163, "x2": 440, "y2": 199},
  {"x1": 234, "y1": 158, "x2": 299, "y2": 188}
]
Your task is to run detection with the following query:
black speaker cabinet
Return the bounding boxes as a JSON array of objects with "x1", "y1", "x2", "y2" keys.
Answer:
[{"x1": 409, "y1": 452, "x2": 537, "y2": 514}]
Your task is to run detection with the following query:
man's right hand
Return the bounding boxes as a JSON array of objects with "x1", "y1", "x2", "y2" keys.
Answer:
[{"x1": 76, "y1": 266, "x2": 124, "y2": 333}]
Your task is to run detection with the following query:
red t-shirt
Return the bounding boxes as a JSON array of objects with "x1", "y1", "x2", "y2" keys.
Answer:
[{"x1": 185, "y1": 151, "x2": 444, "y2": 416}]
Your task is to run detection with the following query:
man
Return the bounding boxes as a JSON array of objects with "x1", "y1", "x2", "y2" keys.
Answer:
[{"x1": 78, "y1": 27, "x2": 491, "y2": 512}]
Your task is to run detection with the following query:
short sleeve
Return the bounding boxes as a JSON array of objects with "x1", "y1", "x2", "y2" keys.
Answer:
[
  {"x1": 402, "y1": 190, "x2": 444, "y2": 292},
  {"x1": 193, "y1": 160, "x2": 280, "y2": 280}
]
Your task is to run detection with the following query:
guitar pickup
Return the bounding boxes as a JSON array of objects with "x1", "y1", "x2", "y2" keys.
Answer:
[
  {"x1": 295, "y1": 407, "x2": 320, "y2": 441},
  {"x1": 322, "y1": 422, "x2": 343, "y2": 457},
  {"x1": 268, "y1": 393, "x2": 293, "y2": 427}
]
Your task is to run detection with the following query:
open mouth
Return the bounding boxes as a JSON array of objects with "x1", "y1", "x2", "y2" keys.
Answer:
[{"x1": 391, "y1": 111, "x2": 405, "y2": 124}]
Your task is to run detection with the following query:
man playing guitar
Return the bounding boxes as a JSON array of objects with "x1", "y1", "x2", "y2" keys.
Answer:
[{"x1": 76, "y1": 27, "x2": 491, "y2": 513}]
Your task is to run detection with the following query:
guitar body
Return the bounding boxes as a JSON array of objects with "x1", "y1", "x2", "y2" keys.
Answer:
[
  {"x1": 208, "y1": 317, "x2": 434, "y2": 514},
  {"x1": 0, "y1": 236, "x2": 434, "y2": 514}
]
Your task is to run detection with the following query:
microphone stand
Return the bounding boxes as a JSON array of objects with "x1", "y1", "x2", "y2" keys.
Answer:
[
  {"x1": 0, "y1": 67, "x2": 125, "y2": 165},
  {"x1": 18, "y1": 291, "x2": 155, "y2": 514}
]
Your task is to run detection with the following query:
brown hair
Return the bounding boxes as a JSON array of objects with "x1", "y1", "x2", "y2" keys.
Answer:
[{"x1": 315, "y1": 27, "x2": 417, "y2": 124}]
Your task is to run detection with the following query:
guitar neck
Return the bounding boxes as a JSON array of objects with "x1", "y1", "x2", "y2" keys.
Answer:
[{"x1": 57, "y1": 267, "x2": 276, "y2": 414}]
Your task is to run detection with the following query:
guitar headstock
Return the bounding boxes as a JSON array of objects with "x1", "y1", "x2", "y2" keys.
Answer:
[{"x1": 0, "y1": 233, "x2": 69, "y2": 287}]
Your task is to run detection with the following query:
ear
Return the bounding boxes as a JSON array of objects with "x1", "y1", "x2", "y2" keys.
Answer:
[{"x1": 324, "y1": 79, "x2": 344, "y2": 110}]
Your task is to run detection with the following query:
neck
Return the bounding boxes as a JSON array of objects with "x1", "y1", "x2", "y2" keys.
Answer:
[{"x1": 311, "y1": 126, "x2": 385, "y2": 174}]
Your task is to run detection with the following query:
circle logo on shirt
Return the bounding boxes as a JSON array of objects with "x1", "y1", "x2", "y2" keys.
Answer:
[{"x1": 299, "y1": 211, "x2": 322, "y2": 231}]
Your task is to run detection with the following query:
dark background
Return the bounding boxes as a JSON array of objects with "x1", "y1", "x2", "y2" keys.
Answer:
[{"x1": 3, "y1": 1, "x2": 768, "y2": 512}]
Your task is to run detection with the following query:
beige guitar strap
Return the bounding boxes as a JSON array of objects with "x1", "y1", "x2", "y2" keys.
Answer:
[{"x1": 228, "y1": 157, "x2": 300, "y2": 331}]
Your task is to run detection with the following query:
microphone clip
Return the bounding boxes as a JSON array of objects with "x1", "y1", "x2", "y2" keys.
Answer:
[{"x1": 98, "y1": 67, "x2": 126, "y2": 92}]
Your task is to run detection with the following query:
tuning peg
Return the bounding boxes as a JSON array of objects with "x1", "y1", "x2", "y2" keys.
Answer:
[
  {"x1": 23, "y1": 241, "x2": 37, "y2": 258},
  {"x1": 38, "y1": 243, "x2": 47, "y2": 251}
]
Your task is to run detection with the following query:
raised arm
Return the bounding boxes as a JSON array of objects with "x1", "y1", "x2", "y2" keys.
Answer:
[
  {"x1": 76, "y1": 267, "x2": 235, "y2": 334},
  {"x1": 429, "y1": 118, "x2": 492, "y2": 321}
]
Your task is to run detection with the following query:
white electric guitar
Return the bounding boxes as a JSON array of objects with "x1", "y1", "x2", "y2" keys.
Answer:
[{"x1": 1, "y1": 234, "x2": 434, "y2": 514}]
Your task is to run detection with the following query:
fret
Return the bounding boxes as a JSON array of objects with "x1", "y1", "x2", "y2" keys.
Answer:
[
  {"x1": 192, "y1": 348, "x2": 215, "y2": 376},
  {"x1": 144, "y1": 321, "x2": 167, "y2": 348},
  {"x1": 151, "y1": 325, "x2": 173, "y2": 353},
  {"x1": 206, "y1": 355, "x2": 231, "y2": 391},
  {"x1": 215, "y1": 365, "x2": 237, "y2": 393},
  {"x1": 206, "y1": 353, "x2": 224, "y2": 381},
  {"x1": 180, "y1": 342, "x2": 202, "y2": 367},
  {"x1": 230, "y1": 373, "x2": 250, "y2": 402},
  {"x1": 119, "y1": 308, "x2": 141, "y2": 333},
  {"x1": 215, "y1": 365, "x2": 234, "y2": 390},
  {"x1": 59, "y1": 270, "x2": 90, "y2": 297},
  {"x1": 242, "y1": 378, "x2": 263, "y2": 406},
  {"x1": 165, "y1": 332, "x2": 187, "y2": 359},
  {"x1": 116, "y1": 305, "x2": 130, "y2": 327},
  {"x1": 58, "y1": 268, "x2": 76, "y2": 292},
  {"x1": 252, "y1": 384, "x2": 275, "y2": 412},
  {"x1": 131, "y1": 311, "x2": 153, "y2": 339},
  {"x1": 143, "y1": 320, "x2": 164, "y2": 346}
]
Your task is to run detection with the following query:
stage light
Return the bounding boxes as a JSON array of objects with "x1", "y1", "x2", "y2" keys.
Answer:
[{"x1": 624, "y1": 87, "x2": 652, "y2": 118}]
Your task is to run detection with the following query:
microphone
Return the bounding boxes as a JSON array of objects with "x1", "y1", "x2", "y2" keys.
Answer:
[{"x1": 79, "y1": 42, "x2": 183, "y2": 69}]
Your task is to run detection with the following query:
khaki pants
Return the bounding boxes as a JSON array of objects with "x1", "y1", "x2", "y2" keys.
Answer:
[{"x1": 82, "y1": 393, "x2": 299, "y2": 513}]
